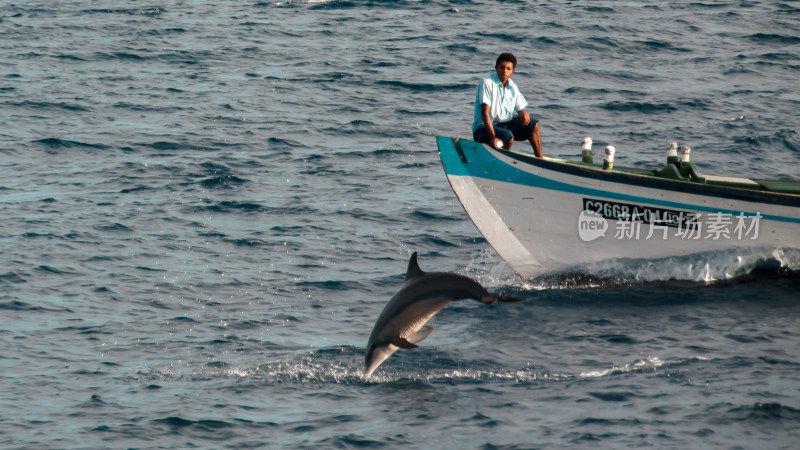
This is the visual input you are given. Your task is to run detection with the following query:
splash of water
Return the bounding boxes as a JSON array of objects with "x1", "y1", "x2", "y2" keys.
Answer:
[{"x1": 464, "y1": 246, "x2": 800, "y2": 289}]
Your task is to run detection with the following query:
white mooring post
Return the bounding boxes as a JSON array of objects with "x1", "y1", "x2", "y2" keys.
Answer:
[
  {"x1": 666, "y1": 141, "x2": 679, "y2": 165},
  {"x1": 603, "y1": 145, "x2": 615, "y2": 170},
  {"x1": 582, "y1": 137, "x2": 593, "y2": 164},
  {"x1": 680, "y1": 145, "x2": 691, "y2": 165}
]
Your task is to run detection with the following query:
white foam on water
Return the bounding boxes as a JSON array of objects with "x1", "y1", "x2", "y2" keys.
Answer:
[
  {"x1": 580, "y1": 247, "x2": 800, "y2": 283},
  {"x1": 467, "y1": 246, "x2": 800, "y2": 290},
  {"x1": 578, "y1": 354, "x2": 716, "y2": 379},
  {"x1": 580, "y1": 355, "x2": 666, "y2": 378}
]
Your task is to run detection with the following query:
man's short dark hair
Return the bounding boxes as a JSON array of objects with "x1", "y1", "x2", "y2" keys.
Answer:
[{"x1": 495, "y1": 52, "x2": 517, "y2": 69}]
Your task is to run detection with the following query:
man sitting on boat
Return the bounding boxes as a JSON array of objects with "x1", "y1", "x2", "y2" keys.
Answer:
[{"x1": 472, "y1": 52, "x2": 543, "y2": 158}]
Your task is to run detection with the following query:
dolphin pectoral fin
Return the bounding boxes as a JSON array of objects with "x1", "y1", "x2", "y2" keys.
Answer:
[
  {"x1": 407, "y1": 327, "x2": 433, "y2": 345},
  {"x1": 479, "y1": 294, "x2": 524, "y2": 304},
  {"x1": 393, "y1": 337, "x2": 419, "y2": 349}
]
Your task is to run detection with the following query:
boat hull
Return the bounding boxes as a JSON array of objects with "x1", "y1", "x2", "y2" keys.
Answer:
[{"x1": 437, "y1": 137, "x2": 800, "y2": 278}]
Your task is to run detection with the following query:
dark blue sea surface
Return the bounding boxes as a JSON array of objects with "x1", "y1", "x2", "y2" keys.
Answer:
[{"x1": 2, "y1": 0, "x2": 800, "y2": 448}]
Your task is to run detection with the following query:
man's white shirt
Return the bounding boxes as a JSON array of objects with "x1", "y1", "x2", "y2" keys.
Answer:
[{"x1": 472, "y1": 72, "x2": 528, "y2": 132}]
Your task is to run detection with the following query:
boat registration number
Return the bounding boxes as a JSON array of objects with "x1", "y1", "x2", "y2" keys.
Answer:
[{"x1": 582, "y1": 198, "x2": 698, "y2": 229}]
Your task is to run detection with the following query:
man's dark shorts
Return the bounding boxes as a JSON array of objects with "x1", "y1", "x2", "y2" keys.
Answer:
[{"x1": 473, "y1": 116, "x2": 538, "y2": 147}]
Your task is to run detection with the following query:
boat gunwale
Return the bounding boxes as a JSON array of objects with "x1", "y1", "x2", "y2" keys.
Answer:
[{"x1": 447, "y1": 138, "x2": 800, "y2": 208}]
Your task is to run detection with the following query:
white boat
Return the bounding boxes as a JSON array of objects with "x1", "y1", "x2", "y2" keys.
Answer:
[{"x1": 436, "y1": 136, "x2": 800, "y2": 279}]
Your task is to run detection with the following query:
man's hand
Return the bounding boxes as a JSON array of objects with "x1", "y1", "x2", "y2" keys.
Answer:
[{"x1": 518, "y1": 110, "x2": 530, "y2": 126}]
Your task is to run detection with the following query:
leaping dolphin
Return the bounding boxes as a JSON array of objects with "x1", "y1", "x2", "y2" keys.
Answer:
[{"x1": 364, "y1": 252, "x2": 522, "y2": 377}]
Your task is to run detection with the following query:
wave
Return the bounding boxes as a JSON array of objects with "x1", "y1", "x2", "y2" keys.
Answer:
[
  {"x1": 545, "y1": 248, "x2": 800, "y2": 287},
  {"x1": 79, "y1": 7, "x2": 166, "y2": 16},
  {"x1": 133, "y1": 349, "x2": 730, "y2": 387},
  {"x1": 410, "y1": 209, "x2": 464, "y2": 223},
  {"x1": 746, "y1": 33, "x2": 800, "y2": 45},
  {"x1": 33, "y1": 138, "x2": 109, "y2": 149},
  {"x1": 732, "y1": 129, "x2": 799, "y2": 153},
  {"x1": 564, "y1": 86, "x2": 614, "y2": 95},
  {"x1": 0, "y1": 272, "x2": 27, "y2": 284},
  {"x1": 0, "y1": 299, "x2": 73, "y2": 313},
  {"x1": 599, "y1": 100, "x2": 678, "y2": 114},
  {"x1": 266, "y1": 137, "x2": 302, "y2": 150},
  {"x1": 720, "y1": 402, "x2": 800, "y2": 424},
  {"x1": 133, "y1": 347, "x2": 563, "y2": 386},
  {"x1": 307, "y1": 0, "x2": 425, "y2": 10},
  {"x1": 147, "y1": 416, "x2": 251, "y2": 441},
  {"x1": 35, "y1": 265, "x2": 76, "y2": 275},
  {"x1": 112, "y1": 102, "x2": 185, "y2": 113},
  {"x1": 94, "y1": 51, "x2": 147, "y2": 61},
  {"x1": 145, "y1": 141, "x2": 194, "y2": 151},
  {"x1": 462, "y1": 246, "x2": 800, "y2": 290},
  {"x1": 11, "y1": 101, "x2": 89, "y2": 112},
  {"x1": 294, "y1": 279, "x2": 366, "y2": 291},
  {"x1": 579, "y1": 354, "x2": 670, "y2": 378},
  {"x1": 376, "y1": 80, "x2": 474, "y2": 92},
  {"x1": 198, "y1": 175, "x2": 248, "y2": 188},
  {"x1": 185, "y1": 202, "x2": 318, "y2": 216},
  {"x1": 636, "y1": 39, "x2": 692, "y2": 53}
]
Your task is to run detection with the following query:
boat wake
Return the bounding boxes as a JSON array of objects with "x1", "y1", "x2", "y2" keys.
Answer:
[
  {"x1": 465, "y1": 247, "x2": 800, "y2": 290},
  {"x1": 578, "y1": 247, "x2": 800, "y2": 283}
]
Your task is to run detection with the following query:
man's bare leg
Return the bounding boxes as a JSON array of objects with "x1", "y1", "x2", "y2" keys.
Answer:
[{"x1": 530, "y1": 123, "x2": 542, "y2": 158}]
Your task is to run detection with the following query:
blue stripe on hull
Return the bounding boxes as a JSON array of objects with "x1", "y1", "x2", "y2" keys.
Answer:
[{"x1": 437, "y1": 136, "x2": 800, "y2": 225}]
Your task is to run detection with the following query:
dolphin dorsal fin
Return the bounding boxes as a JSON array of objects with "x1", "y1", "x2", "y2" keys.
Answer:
[{"x1": 405, "y1": 252, "x2": 425, "y2": 280}]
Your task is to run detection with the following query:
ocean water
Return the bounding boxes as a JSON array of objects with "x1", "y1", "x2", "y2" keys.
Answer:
[{"x1": 1, "y1": 0, "x2": 800, "y2": 448}]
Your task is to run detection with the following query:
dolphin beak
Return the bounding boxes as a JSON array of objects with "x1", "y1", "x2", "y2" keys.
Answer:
[{"x1": 364, "y1": 345, "x2": 398, "y2": 377}]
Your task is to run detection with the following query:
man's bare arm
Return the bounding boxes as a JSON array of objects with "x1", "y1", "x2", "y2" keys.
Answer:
[
  {"x1": 518, "y1": 109, "x2": 530, "y2": 126},
  {"x1": 481, "y1": 104, "x2": 503, "y2": 149}
]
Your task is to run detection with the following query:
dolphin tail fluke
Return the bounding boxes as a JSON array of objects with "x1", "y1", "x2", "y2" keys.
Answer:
[{"x1": 479, "y1": 294, "x2": 524, "y2": 304}]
